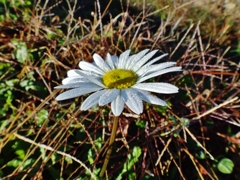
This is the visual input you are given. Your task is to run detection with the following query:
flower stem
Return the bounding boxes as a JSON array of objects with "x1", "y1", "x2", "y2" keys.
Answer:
[{"x1": 99, "y1": 116, "x2": 119, "y2": 177}]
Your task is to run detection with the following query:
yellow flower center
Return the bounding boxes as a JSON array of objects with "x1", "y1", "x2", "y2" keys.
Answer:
[{"x1": 102, "y1": 69, "x2": 137, "y2": 89}]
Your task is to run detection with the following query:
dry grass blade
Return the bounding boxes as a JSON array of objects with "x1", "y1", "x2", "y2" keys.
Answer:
[
  {"x1": 192, "y1": 97, "x2": 239, "y2": 120},
  {"x1": 12, "y1": 133, "x2": 97, "y2": 180}
]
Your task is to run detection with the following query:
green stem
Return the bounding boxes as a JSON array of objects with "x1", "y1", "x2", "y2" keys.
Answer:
[{"x1": 99, "y1": 116, "x2": 119, "y2": 177}]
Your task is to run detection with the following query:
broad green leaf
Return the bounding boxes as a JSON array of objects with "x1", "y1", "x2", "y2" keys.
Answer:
[
  {"x1": 217, "y1": 158, "x2": 234, "y2": 174},
  {"x1": 7, "y1": 159, "x2": 21, "y2": 167},
  {"x1": 11, "y1": 39, "x2": 28, "y2": 64},
  {"x1": 15, "y1": 149, "x2": 25, "y2": 160}
]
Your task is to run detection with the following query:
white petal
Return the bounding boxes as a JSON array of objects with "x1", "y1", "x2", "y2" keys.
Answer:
[
  {"x1": 93, "y1": 53, "x2": 111, "y2": 72},
  {"x1": 74, "y1": 70, "x2": 106, "y2": 88},
  {"x1": 80, "y1": 90, "x2": 107, "y2": 111},
  {"x1": 98, "y1": 89, "x2": 120, "y2": 106},
  {"x1": 122, "y1": 89, "x2": 143, "y2": 114},
  {"x1": 124, "y1": 54, "x2": 137, "y2": 69},
  {"x1": 67, "y1": 69, "x2": 83, "y2": 77},
  {"x1": 62, "y1": 77, "x2": 89, "y2": 85},
  {"x1": 56, "y1": 85, "x2": 103, "y2": 101},
  {"x1": 142, "y1": 53, "x2": 169, "y2": 67},
  {"x1": 137, "y1": 66, "x2": 182, "y2": 83},
  {"x1": 134, "y1": 89, "x2": 168, "y2": 106},
  {"x1": 126, "y1": 49, "x2": 150, "y2": 69},
  {"x1": 133, "y1": 83, "x2": 179, "y2": 94},
  {"x1": 68, "y1": 69, "x2": 100, "y2": 77},
  {"x1": 111, "y1": 55, "x2": 119, "y2": 67},
  {"x1": 137, "y1": 62, "x2": 176, "y2": 77},
  {"x1": 117, "y1": 50, "x2": 131, "y2": 69},
  {"x1": 106, "y1": 53, "x2": 115, "y2": 69},
  {"x1": 55, "y1": 82, "x2": 93, "y2": 89},
  {"x1": 136, "y1": 53, "x2": 168, "y2": 74},
  {"x1": 79, "y1": 61, "x2": 105, "y2": 75},
  {"x1": 131, "y1": 49, "x2": 157, "y2": 71},
  {"x1": 111, "y1": 93, "x2": 125, "y2": 116}
]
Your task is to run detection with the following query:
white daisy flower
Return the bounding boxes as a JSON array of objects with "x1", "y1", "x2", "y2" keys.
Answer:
[{"x1": 55, "y1": 49, "x2": 181, "y2": 116}]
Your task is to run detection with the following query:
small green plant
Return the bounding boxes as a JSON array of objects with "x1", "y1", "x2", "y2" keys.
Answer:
[
  {"x1": 11, "y1": 39, "x2": 28, "y2": 64},
  {"x1": 116, "y1": 146, "x2": 142, "y2": 180},
  {"x1": 0, "y1": 0, "x2": 32, "y2": 21},
  {"x1": 217, "y1": 158, "x2": 234, "y2": 174}
]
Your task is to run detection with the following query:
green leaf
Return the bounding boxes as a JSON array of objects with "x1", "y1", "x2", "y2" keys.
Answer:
[
  {"x1": 5, "y1": 79, "x2": 19, "y2": 87},
  {"x1": 35, "y1": 109, "x2": 48, "y2": 126},
  {"x1": 15, "y1": 149, "x2": 25, "y2": 160},
  {"x1": 40, "y1": 147, "x2": 47, "y2": 161},
  {"x1": 51, "y1": 153, "x2": 58, "y2": 164},
  {"x1": 135, "y1": 120, "x2": 146, "y2": 128},
  {"x1": 217, "y1": 158, "x2": 234, "y2": 174},
  {"x1": 7, "y1": 159, "x2": 22, "y2": 167},
  {"x1": 11, "y1": 39, "x2": 28, "y2": 63},
  {"x1": 0, "y1": 62, "x2": 11, "y2": 76},
  {"x1": 94, "y1": 137, "x2": 102, "y2": 150},
  {"x1": 20, "y1": 158, "x2": 35, "y2": 170},
  {"x1": 132, "y1": 146, "x2": 141, "y2": 160},
  {"x1": 20, "y1": 79, "x2": 36, "y2": 91},
  {"x1": 116, "y1": 146, "x2": 142, "y2": 180},
  {"x1": 153, "y1": 104, "x2": 168, "y2": 115},
  {"x1": 84, "y1": 167, "x2": 100, "y2": 177},
  {"x1": 87, "y1": 149, "x2": 94, "y2": 165},
  {"x1": 64, "y1": 156, "x2": 73, "y2": 164},
  {"x1": 0, "y1": 120, "x2": 9, "y2": 132}
]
